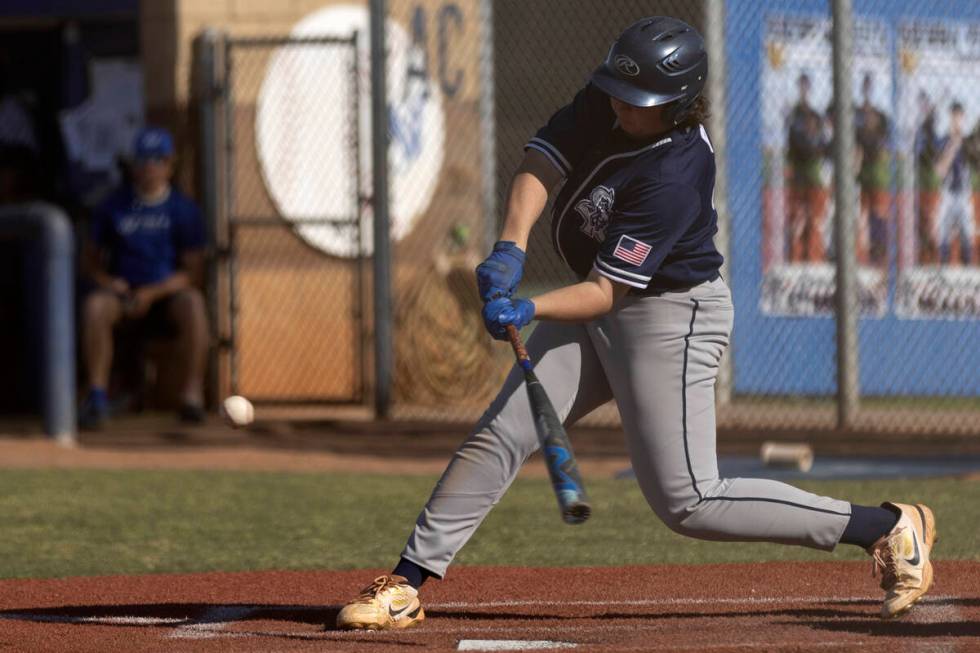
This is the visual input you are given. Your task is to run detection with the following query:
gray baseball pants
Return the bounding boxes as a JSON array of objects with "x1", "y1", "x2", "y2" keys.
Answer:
[{"x1": 402, "y1": 278, "x2": 851, "y2": 577}]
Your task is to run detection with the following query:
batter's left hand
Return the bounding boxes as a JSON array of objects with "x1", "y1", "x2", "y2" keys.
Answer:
[
  {"x1": 482, "y1": 297, "x2": 535, "y2": 340},
  {"x1": 475, "y1": 241, "x2": 526, "y2": 302}
]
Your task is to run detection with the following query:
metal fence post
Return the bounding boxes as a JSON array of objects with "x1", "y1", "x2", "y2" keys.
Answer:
[
  {"x1": 705, "y1": 0, "x2": 732, "y2": 406},
  {"x1": 223, "y1": 35, "x2": 241, "y2": 396},
  {"x1": 832, "y1": 0, "x2": 860, "y2": 428},
  {"x1": 479, "y1": 0, "x2": 498, "y2": 251},
  {"x1": 370, "y1": 0, "x2": 393, "y2": 419},
  {"x1": 195, "y1": 28, "x2": 221, "y2": 407},
  {"x1": 351, "y1": 31, "x2": 367, "y2": 403},
  {"x1": 39, "y1": 205, "x2": 75, "y2": 444},
  {"x1": 0, "y1": 204, "x2": 76, "y2": 444}
]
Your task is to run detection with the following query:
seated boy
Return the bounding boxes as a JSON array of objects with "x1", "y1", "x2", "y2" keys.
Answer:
[{"x1": 79, "y1": 126, "x2": 208, "y2": 429}]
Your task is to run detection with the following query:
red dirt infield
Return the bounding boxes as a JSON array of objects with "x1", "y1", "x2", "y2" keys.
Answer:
[{"x1": 1, "y1": 562, "x2": 977, "y2": 652}]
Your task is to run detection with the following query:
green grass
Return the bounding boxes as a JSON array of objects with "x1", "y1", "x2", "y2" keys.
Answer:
[{"x1": 0, "y1": 470, "x2": 977, "y2": 579}]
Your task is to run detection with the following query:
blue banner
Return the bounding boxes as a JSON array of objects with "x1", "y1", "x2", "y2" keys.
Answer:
[{"x1": 726, "y1": 0, "x2": 980, "y2": 396}]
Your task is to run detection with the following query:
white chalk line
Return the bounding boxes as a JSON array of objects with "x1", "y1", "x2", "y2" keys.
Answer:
[
  {"x1": 510, "y1": 640, "x2": 885, "y2": 653},
  {"x1": 906, "y1": 598, "x2": 965, "y2": 625},
  {"x1": 0, "y1": 614, "x2": 188, "y2": 626},
  {"x1": 426, "y1": 594, "x2": 959, "y2": 609},
  {"x1": 905, "y1": 597, "x2": 968, "y2": 653},
  {"x1": 167, "y1": 606, "x2": 258, "y2": 639},
  {"x1": 458, "y1": 640, "x2": 577, "y2": 651}
]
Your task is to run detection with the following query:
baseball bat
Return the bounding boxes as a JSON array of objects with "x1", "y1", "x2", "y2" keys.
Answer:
[{"x1": 505, "y1": 324, "x2": 591, "y2": 525}]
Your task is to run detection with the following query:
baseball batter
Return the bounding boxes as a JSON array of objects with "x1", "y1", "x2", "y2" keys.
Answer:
[{"x1": 336, "y1": 17, "x2": 937, "y2": 631}]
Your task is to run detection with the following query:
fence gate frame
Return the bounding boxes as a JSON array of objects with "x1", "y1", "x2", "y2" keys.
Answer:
[{"x1": 200, "y1": 31, "x2": 367, "y2": 406}]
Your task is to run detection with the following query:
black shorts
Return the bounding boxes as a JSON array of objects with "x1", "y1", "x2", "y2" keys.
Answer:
[
  {"x1": 135, "y1": 294, "x2": 180, "y2": 339},
  {"x1": 86, "y1": 290, "x2": 179, "y2": 341}
]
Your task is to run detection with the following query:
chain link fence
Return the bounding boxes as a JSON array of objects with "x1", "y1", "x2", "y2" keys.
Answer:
[
  {"x1": 723, "y1": 0, "x2": 980, "y2": 438},
  {"x1": 379, "y1": 0, "x2": 502, "y2": 420},
  {"x1": 203, "y1": 0, "x2": 980, "y2": 437}
]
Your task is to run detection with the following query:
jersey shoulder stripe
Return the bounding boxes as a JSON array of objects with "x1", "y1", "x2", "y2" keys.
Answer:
[
  {"x1": 592, "y1": 262, "x2": 648, "y2": 289},
  {"x1": 526, "y1": 137, "x2": 571, "y2": 177},
  {"x1": 595, "y1": 257, "x2": 652, "y2": 282}
]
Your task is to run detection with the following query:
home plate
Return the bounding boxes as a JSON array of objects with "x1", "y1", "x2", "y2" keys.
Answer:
[{"x1": 457, "y1": 641, "x2": 577, "y2": 651}]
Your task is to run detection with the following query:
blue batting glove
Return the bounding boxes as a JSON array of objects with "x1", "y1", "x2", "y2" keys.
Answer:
[
  {"x1": 482, "y1": 297, "x2": 513, "y2": 340},
  {"x1": 498, "y1": 298, "x2": 535, "y2": 331},
  {"x1": 482, "y1": 297, "x2": 535, "y2": 341},
  {"x1": 475, "y1": 241, "x2": 526, "y2": 302}
]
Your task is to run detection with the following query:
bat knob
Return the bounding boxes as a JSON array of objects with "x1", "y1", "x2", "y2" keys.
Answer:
[
  {"x1": 558, "y1": 489, "x2": 591, "y2": 524},
  {"x1": 562, "y1": 504, "x2": 591, "y2": 525}
]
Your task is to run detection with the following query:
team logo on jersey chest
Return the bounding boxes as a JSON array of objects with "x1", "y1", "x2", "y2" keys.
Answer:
[
  {"x1": 574, "y1": 185, "x2": 615, "y2": 241},
  {"x1": 119, "y1": 213, "x2": 171, "y2": 236}
]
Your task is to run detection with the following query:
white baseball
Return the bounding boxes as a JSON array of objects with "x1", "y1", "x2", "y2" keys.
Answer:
[{"x1": 221, "y1": 395, "x2": 254, "y2": 428}]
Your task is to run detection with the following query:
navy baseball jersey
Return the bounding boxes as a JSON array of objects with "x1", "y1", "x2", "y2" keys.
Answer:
[
  {"x1": 91, "y1": 186, "x2": 206, "y2": 288},
  {"x1": 526, "y1": 84, "x2": 723, "y2": 294}
]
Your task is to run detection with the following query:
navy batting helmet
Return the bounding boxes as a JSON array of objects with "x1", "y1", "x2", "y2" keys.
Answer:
[{"x1": 591, "y1": 17, "x2": 707, "y2": 122}]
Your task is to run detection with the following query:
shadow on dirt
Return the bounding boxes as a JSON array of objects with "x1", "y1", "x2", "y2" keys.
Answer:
[
  {"x1": 795, "y1": 619, "x2": 980, "y2": 638},
  {"x1": 0, "y1": 603, "x2": 342, "y2": 630}
]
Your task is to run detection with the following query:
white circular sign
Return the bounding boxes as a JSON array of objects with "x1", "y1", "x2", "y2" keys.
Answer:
[{"x1": 256, "y1": 4, "x2": 445, "y2": 257}]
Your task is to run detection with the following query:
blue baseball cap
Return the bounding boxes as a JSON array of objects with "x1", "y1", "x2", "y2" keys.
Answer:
[{"x1": 133, "y1": 126, "x2": 175, "y2": 160}]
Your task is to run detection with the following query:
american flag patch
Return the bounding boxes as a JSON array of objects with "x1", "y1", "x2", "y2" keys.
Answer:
[{"x1": 612, "y1": 235, "x2": 652, "y2": 266}]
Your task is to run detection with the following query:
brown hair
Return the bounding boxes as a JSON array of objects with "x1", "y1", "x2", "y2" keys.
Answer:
[{"x1": 676, "y1": 94, "x2": 711, "y2": 129}]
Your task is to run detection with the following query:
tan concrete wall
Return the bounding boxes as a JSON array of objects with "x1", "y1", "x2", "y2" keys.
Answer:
[
  {"x1": 140, "y1": 0, "x2": 319, "y2": 193},
  {"x1": 173, "y1": 0, "x2": 305, "y2": 103}
]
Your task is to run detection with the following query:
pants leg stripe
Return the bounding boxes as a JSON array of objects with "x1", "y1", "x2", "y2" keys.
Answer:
[
  {"x1": 698, "y1": 495, "x2": 851, "y2": 517},
  {"x1": 681, "y1": 298, "x2": 702, "y2": 502},
  {"x1": 678, "y1": 295, "x2": 851, "y2": 521}
]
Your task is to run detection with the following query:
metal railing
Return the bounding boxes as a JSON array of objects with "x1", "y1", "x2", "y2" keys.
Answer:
[{"x1": 0, "y1": 203, "x2": 76, "y2": 443}]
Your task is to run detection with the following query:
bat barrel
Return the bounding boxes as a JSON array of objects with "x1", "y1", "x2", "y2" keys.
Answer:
[{"x1": 507, "y1": 324, "x2": 592, "y2": 526}]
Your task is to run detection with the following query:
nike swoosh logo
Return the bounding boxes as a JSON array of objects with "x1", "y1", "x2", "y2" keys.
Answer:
[
  {"x1": 907, "y1": 532, "x2": 921, "y2": 566},
  {"x1": 388, "y1": 603, "x2": 414, "y2": 619}
]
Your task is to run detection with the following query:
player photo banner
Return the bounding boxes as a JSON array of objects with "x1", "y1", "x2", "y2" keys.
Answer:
[
  {"x1": 726, "y1": 0, "x2": 980, "y2": 397},
  {"x1": 760, "y1": 15, "x2": 890, "y2": 318},
  {"x1": 895, "y1": 20, "x2": 980, "y2": 319}
]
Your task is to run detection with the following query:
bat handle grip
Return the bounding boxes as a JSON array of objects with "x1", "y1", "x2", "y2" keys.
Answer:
[{"x1": 506, "y1": 325, "x2": 532, "y2": 371}]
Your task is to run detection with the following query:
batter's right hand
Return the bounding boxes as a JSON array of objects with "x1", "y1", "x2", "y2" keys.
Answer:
[
  {"x1": 475, "y1": 241, "x2": 526, "y2": 302},
  {"x1": 481, "y1": 297, "x2": 513, "y2": 340}
]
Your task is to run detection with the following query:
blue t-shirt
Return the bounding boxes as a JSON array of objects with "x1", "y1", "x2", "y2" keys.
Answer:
[
  {"x1": 91, "y1": 186, "x2": 206, "y2": 287},
  {"x1": 526, "y1": 84, "x2": 723, "y2": 294}
]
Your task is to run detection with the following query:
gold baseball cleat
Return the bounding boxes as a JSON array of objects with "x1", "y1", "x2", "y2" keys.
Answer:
[
  {"x1": 868, "y1": 502, "x2": 937, "y2": 619},
  {"x1": 335, "y1": 575, "x2": 425, "y2": 631}
]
